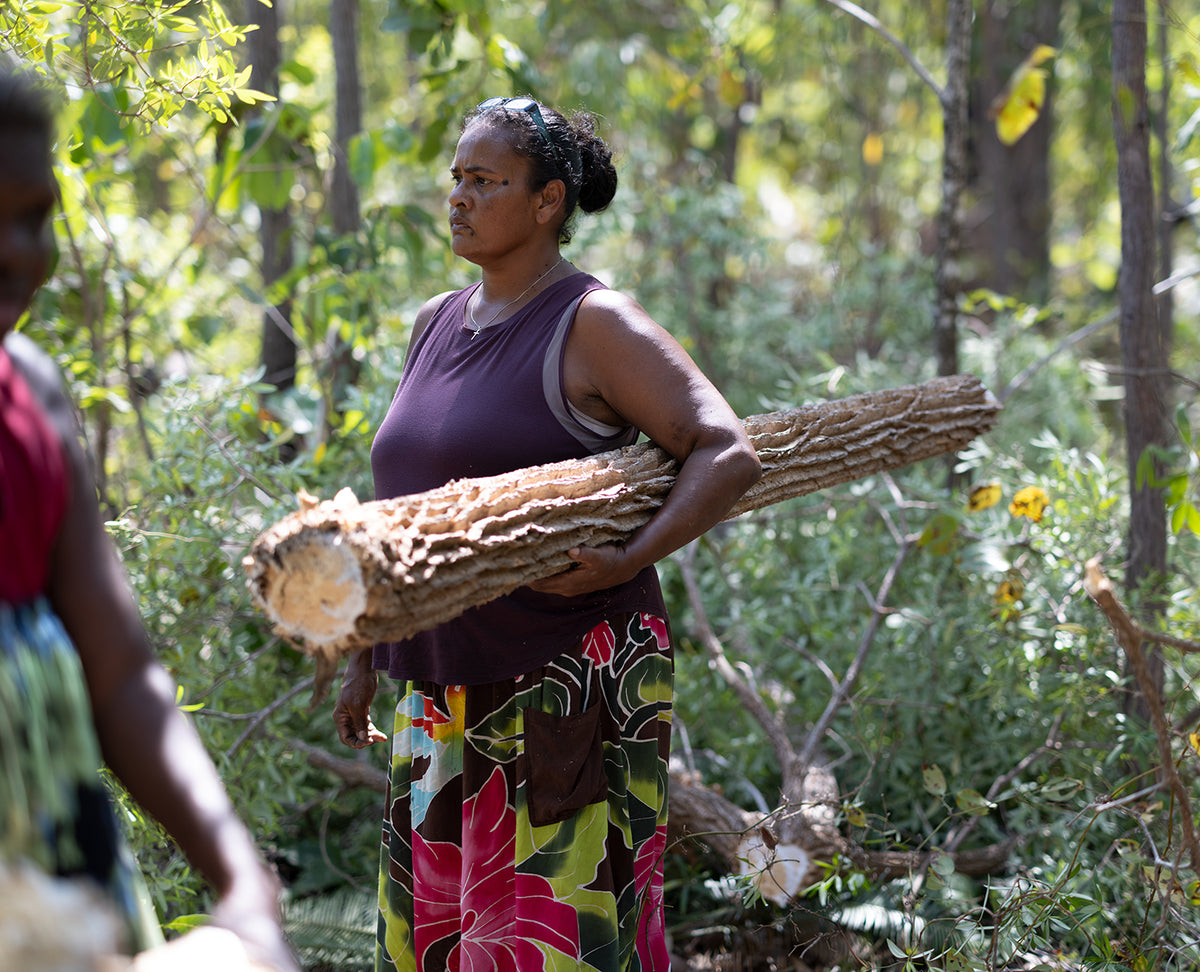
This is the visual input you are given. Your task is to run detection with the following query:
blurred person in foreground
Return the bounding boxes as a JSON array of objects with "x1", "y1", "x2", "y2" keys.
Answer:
[{"x1": 0, "y1": 66, "x2": 299, "y2": 971}]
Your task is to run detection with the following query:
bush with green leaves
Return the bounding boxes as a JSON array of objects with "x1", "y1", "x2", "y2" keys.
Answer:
[
  {"x1": 661, "y1": 350, "x2": 1199, "y2": 967},
  {"x1": 90, "y1": 368, "x2": 393, "y2": 934}
]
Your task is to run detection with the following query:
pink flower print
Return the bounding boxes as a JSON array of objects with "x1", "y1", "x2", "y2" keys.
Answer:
[
  {"x1": 583, "y1": 622, "x2": 616, "y2": 668},
  {"x1": 643, "y1": 614, "x2": 670, "y2": 652},
  {"x1": 633, "y1": 823, "x2": 669, "y2": 970},
  {"x1": 413, "y1": 766, "x2": 580, "y2": 971}
]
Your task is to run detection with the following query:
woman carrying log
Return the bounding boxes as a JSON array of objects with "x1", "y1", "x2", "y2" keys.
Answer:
[
  {"x1": 0, "y1": 69, "x2": 298, "y2": 970},
  {"x1": 333, "y1": 96, "x2": 761, "y2": 971}
]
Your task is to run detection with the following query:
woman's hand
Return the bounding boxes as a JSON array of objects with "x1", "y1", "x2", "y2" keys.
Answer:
[
  {"x1": 526, "y1": 544, "x2": 636, "y2": 597},
  {"x1": 333, "y1": 650, "x2": 387, "y2": 749}
]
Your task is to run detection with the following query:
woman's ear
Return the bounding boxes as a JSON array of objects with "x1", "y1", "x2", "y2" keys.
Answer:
[{"x1": 535, "y1": 179, "x2": 567, "y2": 225}]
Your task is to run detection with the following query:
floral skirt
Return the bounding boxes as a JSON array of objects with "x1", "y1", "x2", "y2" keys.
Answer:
[
  {"x1": 376, "y1": 612, "x2": 674, "y2": 972},
  {"x1": 0, "y1": 597, "x2": 157, "y2": 954}
]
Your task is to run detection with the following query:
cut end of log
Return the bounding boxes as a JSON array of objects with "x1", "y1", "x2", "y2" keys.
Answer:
[
  {"x1": 736, "y1": 836, "x2": 812, "y2": 906},
  {"x1": 246, "y1": 530, "x2": 367, "y2": 658}
]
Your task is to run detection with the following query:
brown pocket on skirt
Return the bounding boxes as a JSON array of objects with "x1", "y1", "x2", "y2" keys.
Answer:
[{"x1": 520, "y1": 703, "x2": 608, "y2": 827}]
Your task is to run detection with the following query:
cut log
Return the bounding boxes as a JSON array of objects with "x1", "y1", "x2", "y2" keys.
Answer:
[{"x1": 244, "y1": 374, "x2": 999, "y2": 660}]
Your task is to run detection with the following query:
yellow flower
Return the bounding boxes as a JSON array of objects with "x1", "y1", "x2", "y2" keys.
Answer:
[{"x1": 1009, "y1": 486, "x2": 1049, "y2": 522}]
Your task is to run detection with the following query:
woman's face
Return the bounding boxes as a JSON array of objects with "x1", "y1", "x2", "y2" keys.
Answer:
[
  {"x1": 448, "y1": 120, "x2": 543, "y2": 264},
  {"x1": 0, "y1": 130, "x2": 55, "y2": 339}
]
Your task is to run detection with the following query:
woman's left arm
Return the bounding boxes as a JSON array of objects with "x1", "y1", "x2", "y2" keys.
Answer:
[
  {"x1": 15, "y1": 337, "x2": 299, "y2": 971},
  {"x1": 530, "y1": 289, "x2": 761, "y2": 597}
]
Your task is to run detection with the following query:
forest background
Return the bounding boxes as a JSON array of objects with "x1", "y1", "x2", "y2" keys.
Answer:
[{"x1": 3, "y1": 0, "x2": 1200, "y2": 968}]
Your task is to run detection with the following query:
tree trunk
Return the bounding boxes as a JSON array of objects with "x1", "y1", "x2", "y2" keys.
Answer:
[
  {"x1": 245, "y1": 375, "x2": 999, "y2": 660},
  {"x1": 971, "y1": 0, "x2": 1062, "y2": 303},
  {"x1": 329, "y1": 0, "x2": 362, "y2": 236},
  {"x1": 1112, "y1": 0, "x2": 1168, "y2": 723},
  {"x1": 933, "y1": 0, "x2": 972, "y2": 383},
  {"x1": 324, "y1": 0, "x2": 365, "y2": 424},
  {"x1": 247, "y1": 0, "x2": 296, "y2": 391}
]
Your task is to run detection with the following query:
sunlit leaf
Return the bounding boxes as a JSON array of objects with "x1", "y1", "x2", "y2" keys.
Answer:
[
  {"x1": 1179, "y1": 51, "x2": 1200, "y2": 88},
  {"x1": 862, "y1": 132, "x2": 883, "y2": 167},
  {"x1": 163, "y1": 914, "x2": 209, "y2": 935},
  {"x1": 967, "y1": 482, "x2": 1002, "y2": 512},
  {"x1": 993, "y1": 579, "x2": 1023, "y2": 604},
  {"x1": 1009, "y1": 486, "x2": 1049, "y2": 522},
  {"x1": 1187, "y1": 880, "x2": 1200, "y2": 907},
  {"x1": 989, "y1": 44, "x2": 1056, "y2": 146}
]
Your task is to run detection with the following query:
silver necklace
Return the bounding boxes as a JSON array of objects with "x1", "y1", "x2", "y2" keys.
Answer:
[{"x1": 465, "y1": 258, "x2": 564, "y2": 339}]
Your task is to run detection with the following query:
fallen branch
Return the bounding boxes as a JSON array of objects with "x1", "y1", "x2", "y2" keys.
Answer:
[
  {"x1": 672, "y1": 503, "x2": 1016, "y2": 906},
  {"x1": 245, "y1": 375, "x2": 999, "y2": 661},
  {"x1": 1083, "y1": 557, "x2": 1200, "y2": 871}
]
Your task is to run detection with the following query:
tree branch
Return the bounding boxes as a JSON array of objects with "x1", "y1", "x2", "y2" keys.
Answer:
[
  {"x1": 820, "y1": 0, "x2": 945, "y2": 102},
  {"x1": 796, "y1": 538, "x2": 911, "y2": 772},
  {"x1": 1083, "y1": 557, "x2": 1200, "y2": 870},
  {"x1": 677, "y1": 542, "x2": 794, "y2": 771}
]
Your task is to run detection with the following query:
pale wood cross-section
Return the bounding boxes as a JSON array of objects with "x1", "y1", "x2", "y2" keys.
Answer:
[{"x1": 244, "y1": 374, "x2": 999, "y2": 661}]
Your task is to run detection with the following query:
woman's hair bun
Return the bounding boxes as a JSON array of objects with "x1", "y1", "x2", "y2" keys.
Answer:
[{"x1": 570, "y1": 112, "x2": 617, "y2": 214}]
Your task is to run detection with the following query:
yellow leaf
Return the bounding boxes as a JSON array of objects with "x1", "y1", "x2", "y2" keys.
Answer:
[
  {"x1": 994, "y1": 579, "x2": 1024, "y2": 605},
  {"x1": 967, "y1": 482, "x2": 1002, "y2": 512},
  {"x1": 1186, "y1": 879, "x2": 1200, "y2": 906},
  {"x1": 862, "y1": 132, "x2": 884, "y2": 167},
  {"x1": 989, "y1": 45, "x2": 1057, "y2": 146},
  {"x1": 1179, "y1": 52, "x2": 1200, "y2": 88},
  {"x1": 718, "y1": 68, "x2": 745, "y2": 108},
  {"x1": 1190, "y1": 732, "x2": 1200, "y2": 756},
  {"x1": 1009, "y1": 486, "x2": 1049, "y2": 522}
]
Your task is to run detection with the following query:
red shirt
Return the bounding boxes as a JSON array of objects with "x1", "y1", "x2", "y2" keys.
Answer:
[{"x1": 0, "y1": 344, "x2": 68, "y2": 602}]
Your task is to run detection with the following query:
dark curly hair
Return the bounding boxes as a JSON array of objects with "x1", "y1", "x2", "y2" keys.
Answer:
[{"x1": 465, "y1": 98, "x2": 617, "y2": 245}]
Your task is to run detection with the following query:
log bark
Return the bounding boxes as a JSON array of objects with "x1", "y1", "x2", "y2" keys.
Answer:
[{"x1": 244, "y1": 375, "x2": 999, "y2": 660}]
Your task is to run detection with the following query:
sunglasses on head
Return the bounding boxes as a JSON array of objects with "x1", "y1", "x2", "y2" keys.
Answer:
[{"x1": 477, "y1": 96, "x2": 551, "y2": 145}]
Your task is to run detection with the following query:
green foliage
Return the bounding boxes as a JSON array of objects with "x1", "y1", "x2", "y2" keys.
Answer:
[
  {"x1": 4, "y1": 0, "x2": 1200, "y2": 967},
  {"x1": 664, "y1": 394, "x2": 1200, "y2": 965},
  {"x1": 1, "y1": 2, "x2": 270, "y2": 127},
  {"x1": 281, "y1": 887, "x2": 377, "y2": 972},
  {"x1": 1136, "y1": 405, "x2": 1200, "y2": 537},
  {"x1": 96, "y1": 370, "x2": 392, "y2": 924}
]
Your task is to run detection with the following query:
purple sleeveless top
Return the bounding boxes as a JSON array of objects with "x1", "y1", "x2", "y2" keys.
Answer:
[{"x1": 371, "y1": 271, "x2": 666, "y2": 685}]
